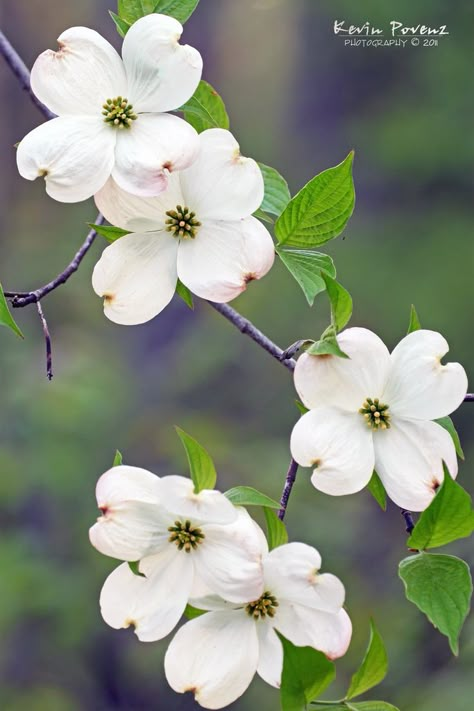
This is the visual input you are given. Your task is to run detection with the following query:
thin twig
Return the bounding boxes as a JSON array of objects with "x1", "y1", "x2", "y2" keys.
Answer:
[
  {"x1": 278, "y1": 458, "x2": 299, "y2": 520},
  {"x1": 36, "y1": 301, "x2": 53, "y2": 380},
  {"x1": 401, "y1": 509, "x2": 415, "y2": 535}
]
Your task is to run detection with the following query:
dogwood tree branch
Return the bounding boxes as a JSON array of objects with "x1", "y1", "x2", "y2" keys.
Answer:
[
  {"x1": 278, "y1": 458, "x2": 299, "y2": 520},
  {"x1": 36, "y1": 301, "x2": 53, "y2": 380}
]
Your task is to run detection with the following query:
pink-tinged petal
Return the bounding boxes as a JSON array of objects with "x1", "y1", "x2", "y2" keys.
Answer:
[
  {"x1": 180, "y1": 129, "x2": 264, "y2": 220},
  {"x1": 157, "y1": 476, "x2": 237, "y2": 525},
  {"x1": 122, "y1": 13, "x2": 202, "y2": 112},
  {"x1": 275, "y1": 602, "x2": 352, "y2": 659},
  {"x1": 383, "y1": 330, "x2": 468, "y2": 420},
  {"x1": 290, "y1": 408, "x2": 375, "y2": 496},
  {"x1": 374, "y1": 417, "x2": 458, "y2": 511},
  {"x1": 177, "y1": 217, "x2": 275, "y2": 302},
  {"x1": 165, "y1": 610, "x2": 259, "y2": 709},
  {"x1": 294, "y1": 327, "x2": 391, "y2": 412},
  {"x1": 256, "y1": 623, "x2": 283, "y2": 688},
  {"x1": 31, "y1": 26, "x2": 127, "y2": 116},
  {"x1": 92, "y1": 231, "x2": 178, "y2": 325},
  {"x1": 17, "y1": 116, "x2": 115, "y2": 203},
  {"x1": 113, "y1": 113, "x2": 199, "y2": 197},
  {"x1": 263, "y1": 543, "x2": 345, "y2": 613},
  {"x1": 94, "y1": 174, "x2": 184, "y2": 232},
  {"x1": 99, "y1": 548, "x2": 192, "y2": 641}
]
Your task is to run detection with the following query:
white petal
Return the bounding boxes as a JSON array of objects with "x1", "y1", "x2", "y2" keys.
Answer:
[
  {"x1": 383, "y1": 330, "x2": 468, "y2": 420},
  {"x1": 263, "y1": 543, "x2": 345, "y2": 613},
  {"x1": 122, "y1": 14, "x2": 202, "y2": 112},
  {"x1": 165, "y1": 610, "x2": 259, "y2": 710},
  {"x1": 94, "y1": 174, "x2": 184, "y2": 232},
  {"x1": 177, "y1": 217, "x2": 275, "y2": 302},
  {"x1": 195, "y1": 508, "x2": 265, "y2": 603},
  {"x1": 158, "y1": 476, "x2": 237, "y2": 525},
  {"x1": 290, "y1": 408, "x2": 375, "y2": 496},
  {"x1": 294, "y1": 327, "x2": 391, "y2": 411},
  {"x1": 31, "y1": 26, "x2": 127, "y2": 116},
  {"x1": 256, "y1": 623, "x2": 283, "y2": 688},
  {"x1": 17, "y1": 117, "x2": 115, "y2": 203},
  {"x1": 113, "y1": 113, "x2": 199, "y2": 197},
  {"x1": 89, "y1": 465, "x2": 166, "y2": 561},
  {"x1": 99, "y1": 548, "x2": 192, "y2": 641},
  {"x1": 374, "y1": 418, "x2": 458, "y2": 511},
  {"x1": 275, "y1": 603, "x2": 352, "y2": 659},
  {"x1": 180, "y1": 129, "x2": 264, "y2": 220},
  {"x1": 92, "y1": 231, "x2": 178, "y2": 325}
]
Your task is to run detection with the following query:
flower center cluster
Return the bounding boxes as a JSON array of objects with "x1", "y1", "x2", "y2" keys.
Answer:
[
  {"x1": 359, "y1": 397, "x2": 391, "y2": 430},
  {"x1": 102, "y1": 97, "x2": 137, "y2": 128},
  {"x1": 168, "y1": 519, "x2": 205, "y2": 552},
  {"x1": 245, "y1": 591, "x2": 279, "y2": 620},
  {"x1": 165, "y1": 205, "x2": 201, "y2": 239}
]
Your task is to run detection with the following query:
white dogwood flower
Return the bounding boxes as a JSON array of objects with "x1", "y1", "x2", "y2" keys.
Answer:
[
  {"x1": 89, "y1": 466, "x2": 265, "y2": 641},
  {"x1": 92, "y1": 128, "x2": 275, "y2": 324},
  {"x1": 16, "y1": 14, "x2": 202, "y2": 202},
  {"x1": 165, "y1": 541, "x2": 352, "y2": 709},
  {"x1": 290, "y1": 328, "x2": 468, "y2": 511}
]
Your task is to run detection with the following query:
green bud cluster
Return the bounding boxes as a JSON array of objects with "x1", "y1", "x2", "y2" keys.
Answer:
[
  {"x1": 359, "y1": 397, "x2": 391, "y2": 430},
  {"x1": 168, "y1": 519, "x2": 205, "y2": 552},
  {"x1": 165, "y1": 205, "x2": 201, "y2": 239},
  {"x1": 102, "y1": 96, "x2": 137, "y2": 128},
  {"x1": 245, "y1": 591, "x2": 279, "y2": 619}
]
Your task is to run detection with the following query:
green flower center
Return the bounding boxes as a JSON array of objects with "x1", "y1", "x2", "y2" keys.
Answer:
[
  {"x1": 168, "y1": 519, "x2": 205, "y2": 552},
  {"x1": 102, "y1": 96, "x2": 137, "y2": 128},
  {"x1": 245, "y1": 591, "x2": 279, "y2": 620},
  {"x1": 165, "y1": 205, "x2": 201, "y2": 239},
  {"x1": 359, "y1": 397, "x2": 391, "y2": 430}
]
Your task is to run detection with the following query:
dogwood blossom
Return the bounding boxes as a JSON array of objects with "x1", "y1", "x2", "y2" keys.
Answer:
[
  {"x1": 92, "y1": 128, "x2": 275, "y2": 324},
  {"x1": 165, "y1": 541, "x2": 352, "y2": 709},
  {"x1": 290, "y1": 328, "x2": 468, "y2": 511},
  {"x1": 89, "y1": 466, "x2": 265, "y2": 641},
  {"x1": 16, "y1": 14, "x2": 202, "y2": 202}
]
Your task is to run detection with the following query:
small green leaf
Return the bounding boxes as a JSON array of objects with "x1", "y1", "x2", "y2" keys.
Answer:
[
  {"x1": 152, "y1": 0, "x2": 199, "y2": 23},
  {"x1": 264, "y1": 508, "x2": 288, "y2": 550},
  {"x1": 344, "y1": 703, "x2": 400, "y2": 711},
  {"x1": 109, "y1": 10, "x2": 130, "y2": 36},
  {"x1": 128, "y1": 561, "x2": 145, "y2": 577},
  {"x1": 175, "y1": 427, "x2": 217, "y2": 493},
  {"x1": 295, "y1": 399, "x2": 310, "y2": 415},
  {"x1": 0, "y1": 283, "x2": 24, "y2": 339},
  {"x1": 306, "y1": 327, "x2": 349, "y2": 359},
  {"x1": 346, "y1": 619, "x2": 388, "y2": 700},
  {"x1": 280, "y1": 635, "x2": 335, "y2": 711},
  {"x1": 113, "y1": 450, "x2": 123, "y2": 467},
  {"x1": 258, "y1": 163, "x2": 291, "y2": 218},
  {"x1": 407, "y1": 304, "x2": 421, "y2": 333},
  {"x1": 278, "y1": 248, "x2": 336, "y2": 306},
  {"x1": 399, "y1": 553, "x2": 472, "y2": 655},
  {"x1": 118, "y1": 0, "x2": 155, "y2": 24},
  {"x1": 184, "y1": 604, "x2": 206, "y2": 619},
  {"x1": 407, "y1": 467, "x2": 474, "y2": 550},
  {"x1": 175, "y1": 279, "x2": 194, "y2": 309},
  {"x1": 275, "y1": 152, "x2": 355, "y2": 248},
  {"x1": 180, "y1": 80, "x2": 229, "y2": 133},
  {"x1": 323, "y1": 275, "x2": 352, "y2": 332},
  {"x1": 435, "y1": 416, "x2": 464, "y2": 460},
  {"x1": 88, "y1": 223, "x2": 130, "y2": 243},
  {"x1": 224, "y1": 486, "x2": 281, "y2": 509},
  {"x1": 367, "y1": 472, "x2": 387, "y2": 511},
  {"x1": 253, "y1": 207, "x2": 274, "y2": 224},
  {"x1": 117, "y1": 0, "x2": 199, "y2": 25}
]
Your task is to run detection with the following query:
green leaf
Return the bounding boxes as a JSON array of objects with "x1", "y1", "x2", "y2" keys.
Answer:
[
  {"x1": 399, "y1": 553, "x2": 472, "y2": 655},
  {"x1": 407, "y1": 304, "x2": 421, "y2": 333},
  {"x1": 175, "y1": 279, "x2": 194, "y2": 309},
  {"x1": 113, "y1": 450, "x2": 123, "y2": 467},
  {"x1": 367, "y1": 472, "x2": 387, "y2": 511},
  {"x1": 0, "y1": 283, "x2": 24, "y2": 339},
  {"x1": 109, "y1": 10, "x2": 131, "y2": 36},
  {"x1": 407, "y1": 467, "x2": 474, "y2": 550},
  {"x1": 346, "y1": 619, "x2": 388, "y2": 700},
  {"x1": 118, "y1": 0, "x2": 199, "y2": 25},
  {"x1": 128, "y1": 561, "x2": 145, "y2": 577},
  {"x1": 280, "y1": 635, "x2": 335, "y2": 711},
  {"x1": 88, "y1": 223, "x2": 130, "y2": 243},
  {"x1": 264, "y1": 508, "x2": 288, "y2": 550},
  {"x1": 152, "y1": 0, "x2": 199, "y2": 23},
  {"x1": 345, "y1": 703, "x2": 400, "y2": 711},
  {"x1": 224, "y1": 486, "x2": 281, "y2": 509},
  {"x1": 258, "y1": 163, "x2": 291, "y2": 218},
  {"x1": 435, "y1": 416, "x2": 464, "y2": 460},
  {"x1": 180, "y1": 80, "x2": 229, "y2": 133},
  {"x1": 184, "y1": 604, "x2": 206, "y2": 620},
  {"x1": 306, "y1": 327, "x2": 349, "y2": 359},
  {"x1": 118, "y1": 0, "x2": 155, "y2": 24},
  {"x1": 275, "y1": 152, "x2": 355, "y2": 248},
  {"x1": 253, "y1": 207, "x2": 274, "y2": 224},
  {"x1": 278, "y1": 248, "x2": 336, "y2": 306},
  {"x1": 322, "y1": 275, "x2": 352, "y2": 332},
  {"x1": 175, "y1": 427, "x2": 217, "y2": 493},
  {"x1": 295, "y1": 399, "x2": 310, "y2": 415}
]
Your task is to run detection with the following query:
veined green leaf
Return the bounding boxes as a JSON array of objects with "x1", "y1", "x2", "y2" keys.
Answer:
[
  {"x1": 224, "y1": 486, "x2": 280, "y2": 509},
  {"x1": 258, "y1": 163, "x2": 291, "y2": 218},
  {"x1": 280, "y1": 636, "x2": 335, "y2": 711},
  {"x1": 175, "y1": 427, "x2": 217, "y2": 493},
  {"x1": 117, "y1": 0, "x2": 199, "y2": 25},
  {"x1": 180, "y1": 80, "x2": 229, "y2": 133},
  {"x1": 0, "y1": 283, "x2": 24, "y2": 339},
  {"x1": 346, "y1": 619, "x2": 388, "y2": 699},
  {"x1": 323, "y1": 275, "x2": 352, "y2": 331},
  {"x1": 264, "y1": 508, "x2": 288, "y2": 550},
  {"x1": 88, "y1": 223, "x2": 130, "y2": 243},
  {"x1": 278, "y1": 248, "x2": 336, "y2": 306}
]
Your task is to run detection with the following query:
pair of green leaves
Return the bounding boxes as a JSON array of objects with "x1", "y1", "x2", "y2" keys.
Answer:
[
  {"x1": 0, "y1": 283, "x2": 23, "y2": 339},
  {"x1": 281, "y1": 620, "x2": 397, "y2": 711},
  {"x1": 111, "y1": 0, "x2": 199, "y2": 36}
]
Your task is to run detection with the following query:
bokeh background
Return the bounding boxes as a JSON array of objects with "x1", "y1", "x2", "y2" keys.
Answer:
[{"x1": 0, "y1": 0, "x2": 473, "y2": 709}]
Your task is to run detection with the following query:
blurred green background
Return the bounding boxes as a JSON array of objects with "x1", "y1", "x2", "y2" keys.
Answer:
[{"x1": 0, "y1": 0, "x2": 473, "y2": 709}]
